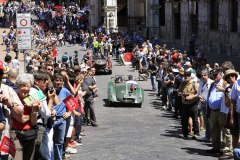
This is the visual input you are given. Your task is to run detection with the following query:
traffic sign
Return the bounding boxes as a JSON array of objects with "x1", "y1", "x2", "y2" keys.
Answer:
[
  {"x1": 17, "y1": 28, "x2": 31, "y2": 50},
  {"x1": 17, "y1": 13, "x2": 31, "y2": 28}
]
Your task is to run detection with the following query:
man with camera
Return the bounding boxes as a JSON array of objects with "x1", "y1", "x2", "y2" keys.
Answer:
[
  {"x1": 178, "y1": 70, "x2": 199, "y2": 139},
  {"x1": 30, "y1": 72, "x2": 58, "y2": 159}
]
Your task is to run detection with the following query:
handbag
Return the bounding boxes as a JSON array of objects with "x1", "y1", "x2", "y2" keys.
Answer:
[{"x1": 15, "y1": 129, "x2": 38, "y2": 142}]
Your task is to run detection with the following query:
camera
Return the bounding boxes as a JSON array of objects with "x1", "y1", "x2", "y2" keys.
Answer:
[{"x1": 48, "y1": 86, "x2": 54, "y2": 94}]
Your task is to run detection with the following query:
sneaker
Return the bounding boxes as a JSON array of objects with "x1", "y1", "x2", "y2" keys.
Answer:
[
  {"x1": 63, "y1": 154, "x2": 71, "y2": 160},
  {"x1": 179, "y1": 134, "x2": 190, "y2": 139},
  {"x1": 68, "y1": 141, "x2": 76, "y2": 148},
  {"x1": 65, "y1": 147, "x2": 77, "y2": 154},
  {"x1": 75, "y1": 138, "x2": 82, "y2": 146},
  {"x1": 79, "y1": 133, "x2": 85, "y2": 136},
  {"x1": 91, "y1": 122, "x2": 98, "y2": 127},
  {"x1": 192, "y1": 134, "x2": 200, "y2": 140},
  {"x1": 183, "y1": 135, "x2": 191, "y2": 140},
  {"x1": 196, "y1": 136, "x2": 210, "y2": 142},
  {"x1": 218, "y1": 152, "x2": 234, "y2": 160}
]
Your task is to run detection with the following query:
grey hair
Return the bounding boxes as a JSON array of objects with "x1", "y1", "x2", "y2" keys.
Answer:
[
  {"x1": 15, "y1": 73, "x2": 34, "y2": 87},
  {"x1": 201, "y1": 69, "x2": 209, "y2": 76}
]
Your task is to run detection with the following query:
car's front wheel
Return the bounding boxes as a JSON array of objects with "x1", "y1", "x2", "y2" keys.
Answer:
[{"x1": 108, "y1": 100, "x2": 113, "y2": 107}]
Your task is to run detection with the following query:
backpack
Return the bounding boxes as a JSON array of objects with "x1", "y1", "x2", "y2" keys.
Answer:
[{"x1": 62, "y1": 55, "x2": 68, "y2": 63}]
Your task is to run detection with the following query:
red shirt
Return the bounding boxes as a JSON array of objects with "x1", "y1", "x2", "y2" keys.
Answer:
[
  {"x1": 172, "y1": 53, "x2": 178, "y2": 61},
  {"x1": 52, "y1": 49, "x2": 58, "y2": 58},
  {"x1": 12, "y1": 99, "x2": 32, "y2": 130}
]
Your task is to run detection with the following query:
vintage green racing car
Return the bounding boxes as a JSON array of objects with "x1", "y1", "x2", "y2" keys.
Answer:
[{"x1": 107, "y1": 75, "x2": 144, "y2": 107}]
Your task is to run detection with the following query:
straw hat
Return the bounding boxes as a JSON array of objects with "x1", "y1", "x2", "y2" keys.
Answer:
[{"x1": 223, "y1": 69, "x2": 239, "y2": 81}]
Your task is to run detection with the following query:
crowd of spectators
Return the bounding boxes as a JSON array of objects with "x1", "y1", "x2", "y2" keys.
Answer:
[
  {"x1": 1, "y1": 1, "x2": 240, "y2": 160},
  {"x1": 125, "y1": 37, "x2": 240, "y2": 159},
  {"x1": 0, "y1": 1, "x2": 103, "y2": 160}
]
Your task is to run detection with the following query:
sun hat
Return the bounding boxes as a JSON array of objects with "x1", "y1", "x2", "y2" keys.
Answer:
[{"x1": 223, "y1": 69, "x2": 239, "y2": 81}]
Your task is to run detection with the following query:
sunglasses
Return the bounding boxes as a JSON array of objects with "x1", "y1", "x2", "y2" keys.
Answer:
[
  {"x1": 227, "y1": 74, "x2": 236, "y2": 79},
  {"x1": 47, "y1": 68, "x2": 53, "y2": 71}
]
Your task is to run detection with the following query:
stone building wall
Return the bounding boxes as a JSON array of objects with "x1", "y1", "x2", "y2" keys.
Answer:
[{"x1": 163, "y1": 0, "x2": 240, "y2": 56}]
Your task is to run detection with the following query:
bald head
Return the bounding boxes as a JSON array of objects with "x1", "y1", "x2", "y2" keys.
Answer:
[{"x1": 7, "y1": 68, "x2": 19, "y2": 78}]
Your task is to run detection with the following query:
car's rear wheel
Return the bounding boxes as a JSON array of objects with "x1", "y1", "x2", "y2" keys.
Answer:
[{"x1": 136, "y1": 103, "x2": 142, "y2": 108}]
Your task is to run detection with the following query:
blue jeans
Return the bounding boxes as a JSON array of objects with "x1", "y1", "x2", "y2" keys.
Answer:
[
  {"x1": 112, "y1": 48, "x2": 117, "y2": 57},
  {"x1": 150, "y1": 75, "x2": 157, "y2": 91},
  {"x1": 74, "y1": 107, "x2": 82, "y2": 138},
  {"x1": 39, "y1": 128, "x2": 51, "y2": 160},
  {"x1": 93, "y1": 48, "x2": 98, "y2": 56},
  {"x1": 82, "y1": 42, "x2": 87, "y2": 50},
  {"x1": 52, "y1": 117, "x2": 66, "y2": 160},
  {"x1": 167, "y1": 87, "x2": 174, "y2": 110},
  {"x1": 75, "y1": 115, "x2": 83, "y2": 138}
]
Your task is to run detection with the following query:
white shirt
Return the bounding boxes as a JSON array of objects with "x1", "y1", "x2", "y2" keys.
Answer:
[
  {"x1": 25, "y1": 56, "x2": 32, "y2": 65},
  {"x1": 30, "y1": 86, "x2": 51, "y2": 124},
  {"x1": 126, "y1": 80, "x2": 137, "y2": 85},
  {"x1": 197, "y1": 79, "x2": 214, "y2": 102},
  {"x1": 12, "y1": 59, "x2": 20, "y2": 68}
]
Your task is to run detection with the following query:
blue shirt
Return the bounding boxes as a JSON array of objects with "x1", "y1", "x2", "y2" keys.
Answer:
[
  {"x1": 53, "y1": 87, "x2": 71, "y2": 116},
  {"x1": 208, "y1": 81, "x2": 224, "y2": 110}
]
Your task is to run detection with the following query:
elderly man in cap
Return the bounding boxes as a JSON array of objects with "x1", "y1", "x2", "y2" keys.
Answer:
[{"x1": 178, "y1": 70, "x2": 200, "y2": 139}]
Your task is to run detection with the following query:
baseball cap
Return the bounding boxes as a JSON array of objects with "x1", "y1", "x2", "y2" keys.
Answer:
[
  {"x1": 184, "y1": 61, "x2": 192, "y2": 67},
  {"x1": 0, "y1": 61, "x2": 4, "y2": 71}
]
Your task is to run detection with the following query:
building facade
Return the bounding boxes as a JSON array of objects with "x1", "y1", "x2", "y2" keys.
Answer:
[
  {"x1": 163, "y1": 0, "x2": 240, "y2": 56},
  {"x1": 88, "y1": 0, "x2": 240, "y2": 55}
]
